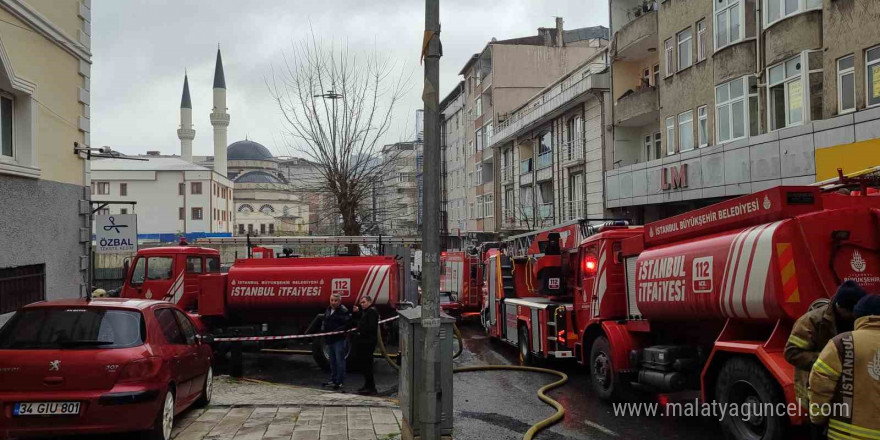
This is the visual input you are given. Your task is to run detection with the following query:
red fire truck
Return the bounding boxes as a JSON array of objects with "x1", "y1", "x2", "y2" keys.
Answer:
[
  {"x1": 118, "y1": 236, "x2": 417, "y2": 369},
  {"x1": 439, "y1": 250, "x2": 483, "y2": 315},
  {"x1": 482, "y1": 186, "x2": 880, "y2": 439}
]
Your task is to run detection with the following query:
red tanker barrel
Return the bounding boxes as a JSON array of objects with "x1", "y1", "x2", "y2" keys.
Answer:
[
  {"x1": 635, "y1": 221, "x2": 793, "y2": 321},
  {"x1": 226, "y1": 256, "x2": 398, "y2": 310}
]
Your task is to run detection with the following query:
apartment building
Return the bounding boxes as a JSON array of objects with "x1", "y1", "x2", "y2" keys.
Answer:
[
  {"x1": 91, "y1": 154, "x2": 234, "y2": 238},
  {"x1": 378, "y1": 141, "x2": 421, "y2": 237},
  {"x1": 489, "y1": 52, "x2": 612, "y2": 234},
  {"x1": 0, "y1": 0, "x2": 92, "y2": 322},
  {"x1": 605, "y1": 0, "x2": 880, "y2": 223},
  {"x1": 449, "y1": 18, "x2": 609, "y2": 245},
  {"x1": 441, "y1": 82, "x2": 466, "y2": 249}
]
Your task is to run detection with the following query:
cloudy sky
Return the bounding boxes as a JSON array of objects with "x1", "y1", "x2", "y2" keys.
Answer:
[{"x1": 91, "y1": 0, "x2": 608, "y2": 158}]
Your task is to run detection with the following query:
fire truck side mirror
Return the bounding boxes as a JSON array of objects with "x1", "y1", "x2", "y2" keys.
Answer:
[
  {"x1": 199, "y1": 334, "x2": 215, "y2": 345},
  {"x1": 122, "y1": 259, "x2": 130, "y2": 279}
]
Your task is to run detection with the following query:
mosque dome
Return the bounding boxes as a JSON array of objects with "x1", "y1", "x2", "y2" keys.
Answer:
[{"x1": 227, "y1": 140, "x2": 274, "y2": 161}]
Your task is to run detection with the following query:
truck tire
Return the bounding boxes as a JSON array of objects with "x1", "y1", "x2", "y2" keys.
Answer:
[
  {"x1": 715, "y1": 357, "x2": 787, "y2": 440},
  {"x1": 589, "y1": 336, "x2": 623, "y2": 400},
  {"x1": 518, "y1": 325, "x2": 533, "y2": 365}
]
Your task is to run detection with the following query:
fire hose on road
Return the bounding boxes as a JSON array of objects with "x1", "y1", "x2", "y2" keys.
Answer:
[
  {"x1": 375, "y1": 321, "x2": 568, "y2": 440},
  {"x1": 225, "y1": 315, "x2": 568, "y2": 440}
]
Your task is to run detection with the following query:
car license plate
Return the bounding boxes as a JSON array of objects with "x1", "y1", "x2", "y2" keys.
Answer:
[{"x1": 13, "y1": 401, "x2": 80, "y2": 416}]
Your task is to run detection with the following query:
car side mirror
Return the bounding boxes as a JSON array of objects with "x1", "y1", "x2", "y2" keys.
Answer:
[{"x1": 198, "y1": 334, "x2": 215, "y2": 345}]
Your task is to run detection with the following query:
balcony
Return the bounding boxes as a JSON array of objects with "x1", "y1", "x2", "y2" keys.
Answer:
[
  {"x1": 563, "y1": 139, "x2": 585, "y2": 163},
  {"x1": 491, "y1": 65, "x2": 610, "y2": 148},
  {"x1": 611, "y1": 9, "x2": 658, "y2": 62},
  {"x1": 536, "y1": 151, "x2": 553, "y2": 170},
  {"x1": 614, "y1": 86, "x2": 659, "y2": 127},
  {"x1": 520, "y1": 159, "x2": 534, "y2": 186},
  {"x1": 562, "y1": 200, "x2": 585, "y2": 221},
  {"x1": 501, "y1": 166, "x2": 514, "y2": 183},
  {"x1": 396, "y1": 179, "x2": 417, "y2": 189}
]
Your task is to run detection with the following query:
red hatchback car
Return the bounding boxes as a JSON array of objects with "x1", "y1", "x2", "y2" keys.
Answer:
[{"x1": 0, "y1": 298, "x2": 213, "y2": 440}]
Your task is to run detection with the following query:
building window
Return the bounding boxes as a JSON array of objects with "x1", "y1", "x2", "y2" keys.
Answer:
[
  {"x1": 260, "y1": 224, "x2": 266, "y2": 234},
  {"x1": 179, "y1": 183, "x2": 185, "y2": 196},
  {"x1": 678, "y1": 110, "x2": 694, "y2": 152},
  {"x1": 475, "y1": 96, "x2": 482, "y2": 117},
  {"x1": 120, "y1": 183, "x2": 127, "y2": 196},
  {"x1": 696, "y1": 20, "x2": 707, "y2": 62},
  {"x1": 714, "y1": 0, "x2": 742, "y2": 50},
  {"x1": 268, "y1": 223, "x2": 275, "y2": 234},
  {"x1": 716, "y1": 76, "x2": 755, "y2": 143},
  {"x1": 238, "y1": 224, "x2": 245, "y2": 235},
  {"x1": 120, "y1": 208, "x2": 128, "y2": 215},
  {"x1": 0, "y1": 95, "x2": 12, "y2": 159},
  {"x1": 654, "y1": 132, "x2": 662, "y2": 160},
  {"x1": 179, "y1": 207, "x2": 185, "y2": 220},
  {"x1": 191, "y1": 207, "x2": 203, "y2": 220},
  {"x1": 768, "y1": 55, "x2": 804, "y2": 131},
  {"x1": 475, "y1": 128, "x2": 483, "y2": 151},
  {"x1": 666, "y1": 117, "x2": 675, "y2": 155},
  {"x1": 653, "y1": 64, "x2": 660, "y2": 86},
  {"x1": 644, "y1": 135, "x2": 652, "y2": 161},
  {"x1": 867, "y1": 46, "x2": 880, "y2": 108},
  {"x1": 837, "y1": 55, "x2": 855, "y2": 114},
  {"x1": 191, "y1": 182, "x2": 202, "y2": 195},
  {"x1": 0, "y1": 264, "x2": 45, "y2": 315},
  {"x1": 96, "y1": 181, "x2": 110, "y2": 195},
  {"x1": 665, "y1": 38, "x2": 674, "y2": 77},
  {"x1": 698, "y1": 106, "x2": 709, "y2": 147},
  {"x1": 765, "y1": 0, "x2": 821, "y2": 27},
  {"x1": 247, "y1": 224, "x2": 254, "y2": 234},
  {"x1": 677, "y1": 28, "x2": 692, "y2": 71}
]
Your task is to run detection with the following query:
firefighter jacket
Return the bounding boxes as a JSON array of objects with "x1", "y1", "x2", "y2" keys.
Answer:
[
  {"x1": 808, "y1": 315, "x2": 880, "y2": 439},
  {"x1": 784, "y1": 303, "x2": 838, "y2": 405}
]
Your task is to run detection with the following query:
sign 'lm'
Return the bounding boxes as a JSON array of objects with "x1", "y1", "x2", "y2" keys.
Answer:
[
  {"x1": 95, "y1": 214, "x2": 137, "y2": 254},
  {"x1": 661, "y1": 164, "x2": 688, "y2": 190}
]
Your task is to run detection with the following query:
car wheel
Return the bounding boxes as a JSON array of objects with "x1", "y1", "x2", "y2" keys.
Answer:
[
  {"x1": 147, "y1": 390, "x2": 174, "y2": 440},
  {"x1": 195, "y1": 366, "x2": 213, "y2": 408}
]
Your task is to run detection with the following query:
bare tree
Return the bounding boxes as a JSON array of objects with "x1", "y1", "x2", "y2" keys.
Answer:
[{"x1": 269, "y1": 32, "x2": 413, "y2": 246}]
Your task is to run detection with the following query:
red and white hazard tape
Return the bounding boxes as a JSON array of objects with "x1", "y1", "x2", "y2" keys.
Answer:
[{"x1": 212, "y1": 315, "x2": 399, "y2": 343}]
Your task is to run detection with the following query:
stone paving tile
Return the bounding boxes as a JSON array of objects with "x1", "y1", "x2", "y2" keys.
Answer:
[
  {"x1": 206, "y1": 407, "x2": 255, "y2": 438},
  {"x1": 347, "y1": 428, "x2": 377, "y2": 440},
  {"x1": 265, "y1": 422, "x2": 296, "y2": 438},
  {"x1": 176, "y1": 420, "x2": 219, "y2": 440},
  {"x1": 292, "y1": 431, "x2": 321, "y2": 440},
  {"x1": 232, "y1": 424, "x2": 270, "y2": 440},
  {"x1": 372, "y1": 423, "x2": 401, "y2": 438}
]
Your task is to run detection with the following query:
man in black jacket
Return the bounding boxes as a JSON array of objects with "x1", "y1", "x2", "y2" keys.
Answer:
[
  {"x1": 352, "y1": 295, "x2": 380, "y2": 395},
  {"x1": 322, "y1": 293, "x2": 351, "y2": 390}
]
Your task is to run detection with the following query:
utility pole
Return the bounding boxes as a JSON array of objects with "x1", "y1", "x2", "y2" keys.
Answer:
[{"x1": 421, "y1": 0, "x2": 442, "y2": 438}]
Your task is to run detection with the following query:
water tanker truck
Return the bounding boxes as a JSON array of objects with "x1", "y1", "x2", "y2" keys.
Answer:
[{"x1": 482, "y1": 185, "x2": 880, "y2": 440}]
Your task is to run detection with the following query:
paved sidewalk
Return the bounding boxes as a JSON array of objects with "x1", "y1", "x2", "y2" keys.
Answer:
[{"x1": 172, "y1": 406, "x2": 403, "y2": 440}]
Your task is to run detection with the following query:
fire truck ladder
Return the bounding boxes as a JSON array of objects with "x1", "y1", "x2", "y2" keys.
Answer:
[{"x1": 500, "y1": 255, "x2": 516, "y2": 298}]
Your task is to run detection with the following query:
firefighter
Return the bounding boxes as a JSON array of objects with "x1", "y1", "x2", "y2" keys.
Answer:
[
  {"x1": 321, "y1": 293, "x2": 351, "y2": 391},
  {"x1": 809, "y1": 294, "x2": 880, "y2": 439},
  {"x1": 352, "y1": 295, "x2": 380, "y2": 395},
  {"x1": 785, "y1": 280, "x2": 866, "y2": 408}
]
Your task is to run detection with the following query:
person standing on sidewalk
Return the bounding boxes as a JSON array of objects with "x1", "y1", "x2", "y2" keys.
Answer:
[
  {"x1": 785, "y1": 280, "x2": 865, "y2": 408},
  {"x1": 322, "y1": 293, "x2": 351, "y2": 391},
  {"x1": 809, "y1": 294, "x2": 880, "y2": 440},
  {"x1": 352, "y1": 295, "x2": 380, "y2": 395}
]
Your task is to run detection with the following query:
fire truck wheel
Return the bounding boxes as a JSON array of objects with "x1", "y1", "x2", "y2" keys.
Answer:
[
  {"x1": 589, "y1": 336, "x2": 621, "y2": 400},
  {"x1": 518, "y1": 325, "x2": 533, "y2": 365},
  {"x1": 715, "y1": 357, "x2": 787, "y2": 440}
]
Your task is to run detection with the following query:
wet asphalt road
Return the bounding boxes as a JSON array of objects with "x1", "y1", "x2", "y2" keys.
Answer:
[{"x1": 452, "y1": 321, "x2": 722, "y2": 440}]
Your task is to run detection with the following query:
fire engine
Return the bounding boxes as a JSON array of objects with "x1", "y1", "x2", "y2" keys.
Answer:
[
  {"x1": 481, "y1": 185, "x2": 880, "y2": 439},
  {"x1": 118, "y1": 236, "x2": 418, "y2": 369},
  {"x1": 438, "y1": 250, "x2": 484, "y2": 315}
]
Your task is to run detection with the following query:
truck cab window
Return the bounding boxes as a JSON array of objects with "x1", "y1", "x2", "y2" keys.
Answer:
[
  {"x1": 186, "y1": 256, "x2": 203, "y2": 274},
  {"x1": 130, "y1": 258, "x2": 146, "y2": 285},
  {"x1": 207, "y1": 257, "x2": 221, "y2": 273},
  {"x1": 146, "y1": 257, "x2": 173, "y2": 280}
]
